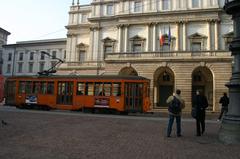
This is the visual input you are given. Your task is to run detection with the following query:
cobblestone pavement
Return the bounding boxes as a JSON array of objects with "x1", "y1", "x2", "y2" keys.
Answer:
[{"x1": 0, "y1": 106, "x2": 239, "y2": 159}]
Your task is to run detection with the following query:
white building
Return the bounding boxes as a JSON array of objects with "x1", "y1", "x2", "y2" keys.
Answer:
[
  {"x1": 59, "y1": 0, "x2": 234, "y2": 112},
  {"x1": 0, "y1": 27, "x2": 11, "y2": 75},
  {"x1": 2, "y1": 39, "x2": 66, "y2": 77}
]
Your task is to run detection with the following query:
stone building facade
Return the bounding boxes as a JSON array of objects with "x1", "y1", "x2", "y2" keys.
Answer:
[
  {"x1": 0, "y1": 27, "x2": 11, "y2": 75},
  {"x1": 2, "y1": 39, "x2": 66, "y2": 77},
  {"x1": 59, "y1": 0, "x2": 233, "y2": 112}
]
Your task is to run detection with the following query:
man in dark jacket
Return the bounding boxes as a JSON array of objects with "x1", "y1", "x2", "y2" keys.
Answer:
[
  {"x1": 192, "y1": 90, "x2": 208, "y2": 136},
  {"x1": 218, "y1": 93, "x2": 229, "y2": 121},
  {"x1": 166, "y1": 89, "x2": 185, "y2": 137}
]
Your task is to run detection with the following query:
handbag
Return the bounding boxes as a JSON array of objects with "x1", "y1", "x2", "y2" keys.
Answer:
[{"x1": 191, "y1": 107, "x2": 197, "y2": 119}]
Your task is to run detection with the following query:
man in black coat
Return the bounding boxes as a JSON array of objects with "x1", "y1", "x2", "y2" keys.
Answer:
[
  {"x1": 192, "y1": 90, "x2": 208, "y2": 136},
  {"x1": 218, "y1": 92, "x2": 229, "y2": 121}
]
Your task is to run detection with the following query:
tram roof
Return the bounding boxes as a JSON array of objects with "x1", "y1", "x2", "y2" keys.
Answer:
[{"x1": 7, "y1": 75, "x2": 150, "y2": 81}]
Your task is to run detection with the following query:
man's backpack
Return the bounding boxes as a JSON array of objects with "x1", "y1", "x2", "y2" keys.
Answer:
[{"x1": 168, "y1": 96, "x2": 181, "y2": 114}]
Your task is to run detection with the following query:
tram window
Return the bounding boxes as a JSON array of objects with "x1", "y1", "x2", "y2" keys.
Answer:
[
  {"x1": 77, "y1": 82, "x2": 85, "y2": 95},
  {"x1": 113, "y1": 83, "x2": 121, "y2": 96},
  {"x1": 32, "y1": 82, "x2": 39, "y2": 94},
  {"x1": 19, "y1": 81, "x2": 25, "y2": 93},
  {"x1": 86, "y1": 82, "x2": 94, "y2": 95},
  {"x1": 94, "y1": 82, "x2": 103, "y2": 96},
  {"x1": 25, "y1": 81, "x2": 32, "y2": 94},
  {"x1": 39, "y1": 82, "x2": 47, "y2": 94},
  {"x1": 47, "y1": 82, "x2": 54, "y2": 94},
  {"x1": 104, "y1": 83, "x2": 111, "y2": 96}
]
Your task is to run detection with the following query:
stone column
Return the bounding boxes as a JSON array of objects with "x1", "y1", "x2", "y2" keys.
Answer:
[
  {"x1": 152, "y1": 23, "x2": 157, "y2": 51},
  {"x1": 219, "y1": 0, "x2": 240, "y2": 144},
  {"x1": 207, "y1": 20, "x2": 211, "y2": 50},
  {"x1": 66, "y1": 35, "x2": 72, "y2": 62},
  {"x1": 183, "y1": 22, "x2": 187, "y2": 51},
  {"x1": 154, "y1": 86, "x2": 157, "y2": 106},
  {"x1": 214, "y1": 20, "x2": 219, "y2": 50},
  {"x1": 176, "y1": 22, "x2": 180, "y2": 51},
  {"x1": 117, "y1": 25, "x2": 123, "y2": 52},
  {"x1": 89, "y1": 28, "x2": 94, "y2": 61},
  {"x1": 124, "y1": 25, "x2": 129, "y2": 52},
  {"x1": 146, "y1": 24, "x2": 151, "y2": 52}
]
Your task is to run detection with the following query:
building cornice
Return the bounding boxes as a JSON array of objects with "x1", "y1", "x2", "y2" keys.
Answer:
[{"x1": 89, "y1": 8, "x2": 223, "y2": 22}]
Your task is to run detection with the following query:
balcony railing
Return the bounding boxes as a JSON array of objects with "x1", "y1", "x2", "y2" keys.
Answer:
[{"x1": 105, "y1": 51, "x2": 231, "y2": 61}]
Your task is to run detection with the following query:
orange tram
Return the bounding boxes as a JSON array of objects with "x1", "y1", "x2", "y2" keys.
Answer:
[{"x1": 4, "y1": 75, "x2": 151, "y2": 113}]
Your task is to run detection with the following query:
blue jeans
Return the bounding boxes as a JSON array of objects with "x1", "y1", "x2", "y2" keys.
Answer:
[{"x1": 167, "y1": 114, "x2": 181, "y2": 136}]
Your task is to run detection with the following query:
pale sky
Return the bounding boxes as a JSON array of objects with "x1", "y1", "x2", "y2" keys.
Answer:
[{"x1": 0, "y1": 0, "x2": 91, "y2": 44}]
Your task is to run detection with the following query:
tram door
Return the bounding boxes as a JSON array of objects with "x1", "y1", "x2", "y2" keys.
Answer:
[
  {"x1": 5, "y1": 81, "x2": 16, "y2": 105},
  {"x1": 125, "y1": 83, "x2": 143, "y2": 112},
  {"x1": 57, "y1": 81, "x2": 73, "y2": 105}
]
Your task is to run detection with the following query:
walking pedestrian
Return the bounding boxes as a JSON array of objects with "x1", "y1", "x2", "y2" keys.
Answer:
[
  {"x1": 192, "y1": 90, "x2": 208, "y2": 136},
  {"x1": 218, "y1": 92, "x2": 229, "y2": 121},
  {"x1": 166, "y1": 89, "x2": 185, "y2": 137}
]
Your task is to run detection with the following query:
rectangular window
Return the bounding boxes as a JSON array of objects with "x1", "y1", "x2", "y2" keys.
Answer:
[
  {"x1": 30, "y1": 52, "x2": 34, "y2": 60},
  {"x1": 19, "y1": 52, "x2": 24, "y2": 61},
  {"x1": 77, "y1": 82, "x2": 85, "y2": 95},
  {"x1": 8, "y1": 53, "x2": 12, "y2": 61},
  {"x1": 192, "y1": 42, "x2": 201, "y2": 51},
  {"x1": 32, "y1": 82, "x2": 39, "y2": 94},
  {"x1": 94, "y1": 82, "x2": 103, "y2": 96},
  {"x1": 7, "y1": 64, "x2": 11, "y2": 73},
  {"x1": 19, "y1": 81, "x2": 25, "y2": 93},
  {"x1": 107, "y1": 4, "x2": 113, "y2": 15},
  {"x1": 18, "y1": 63, "x2": 23, "y2": 73},
  {"x1": 40, "y1": 52, "x2": 45, "y2": 60},
  {"x1": 25, "y1": 81, "x2": 32, "y2": 94},
  {"x1": 133, "y1": 43, "x2": 142, "y2": 52},
  {"x1": 104, "y1": 46, "x2": 113, "y2": 53},
  {"x1": 47, "y1": 82, "x2": 54, "y2": 94},
  {"x1": 192, "y1": 0, "x2": 199, "y2": 8},
  {"x1": 28, "y1": 63, "x2": 33, "y2": 73},
  {"x1": 39, "y1": 62, "x2": 45, "y2": 72},
  {"x1": 82, "y1": 14, "x2": 88, "y2": 23},
  {"x1": 134, "y1": 1, "x2": 142, "y2": 12},
  {"x1": 103, "y1": 83, "x2": 112, "y2": 96},
  {"x1": 113, "y1": 83, "x2": 121, "y2": 96},
  {"x1": 52, "y1": 51, "x2": 56, "y2": 59},
  {"x1": 79, "y1": 50, "x2": 85, "y2": 63},
  {"x1": 39, "y1": 82, "x2": 47, "y2": 94},
  {"x1": 163, "y1": 0, "x2": 170, "y2": 10},
  {"x1": 86, "y1": 82, "x2": 94, "y2": 95}
]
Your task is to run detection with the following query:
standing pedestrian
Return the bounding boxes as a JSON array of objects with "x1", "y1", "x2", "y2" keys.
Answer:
[
  {"x1": 192, "y1": 90, "x2": 208, "y2": 136},
  {"x1": 218, "y1": 92, "x2": 229, "y2": 121},
  {"x1": 166, "y1": 89, "x2": 185, "y2": 137}
]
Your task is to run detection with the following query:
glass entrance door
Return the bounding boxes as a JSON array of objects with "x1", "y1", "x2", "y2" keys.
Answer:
[
  {"x1": 57, "y1": 82, "x2": 73, "y2": 105},
  {"x1": 125, "y1": 83, "x2": 143, "y2": 112}
]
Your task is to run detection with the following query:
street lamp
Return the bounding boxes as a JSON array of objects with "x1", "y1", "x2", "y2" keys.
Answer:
[{"x1": 219, "y1": 0, "x2": 240, "y2": 144}]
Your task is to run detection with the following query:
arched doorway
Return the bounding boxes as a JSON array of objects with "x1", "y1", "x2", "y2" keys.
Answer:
[
  {"x1": 154, "y1": 67, "x2": 175, "y2": 108},
  {"x1": 119, "y1": 67, "x2": 138, "y2": 76},
  {"x1": 192, "y1": 67, "x2": 213, "y2": 110}
]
